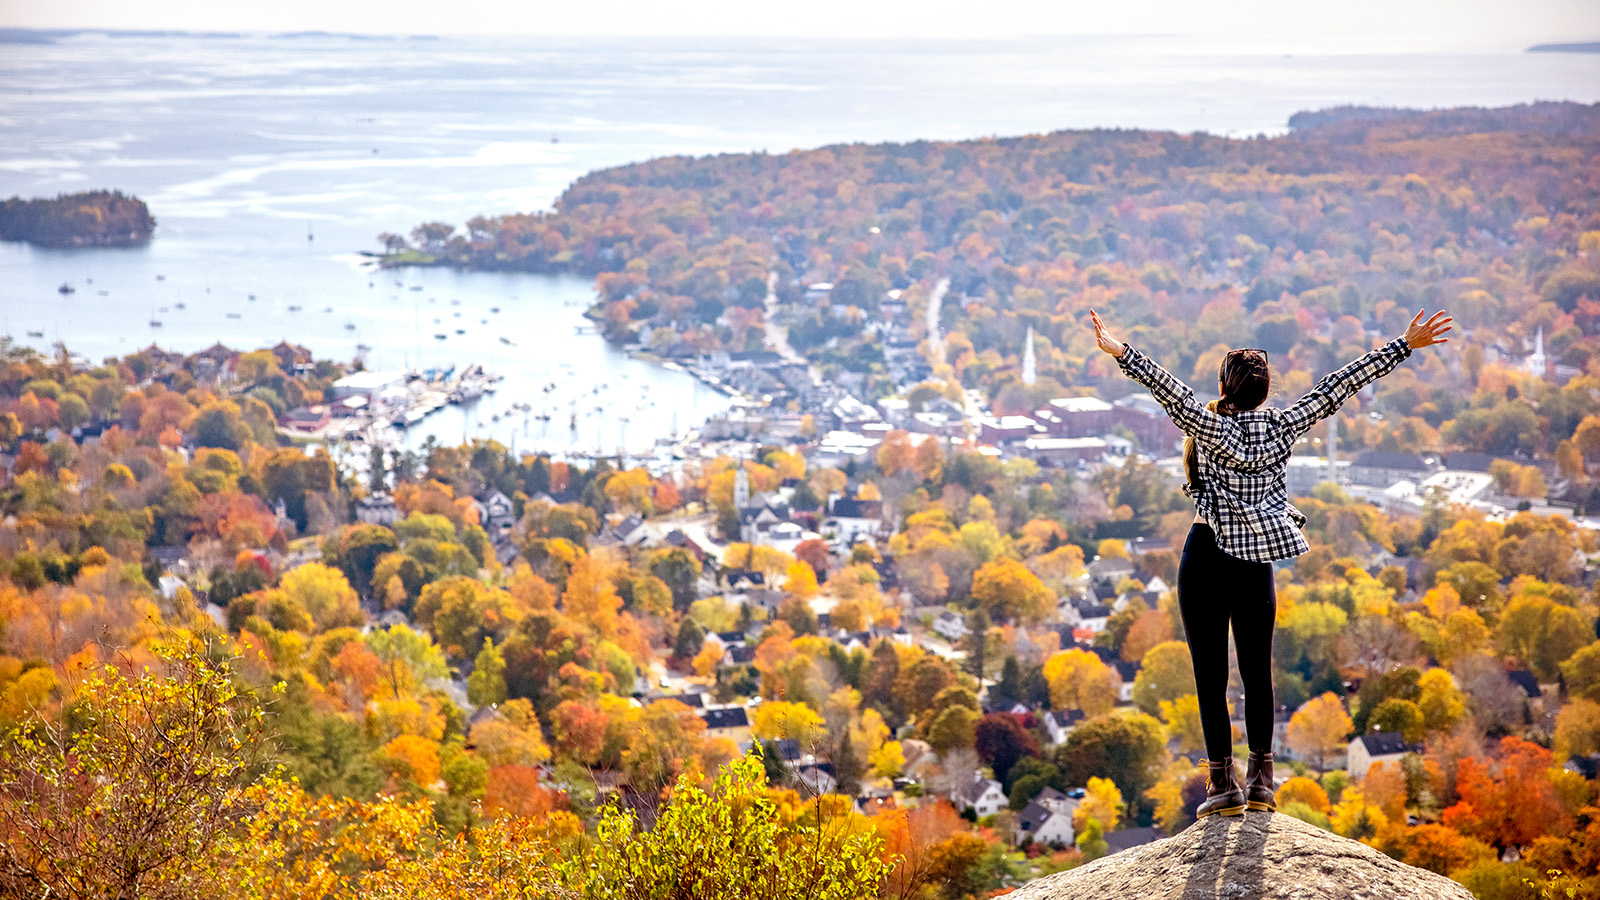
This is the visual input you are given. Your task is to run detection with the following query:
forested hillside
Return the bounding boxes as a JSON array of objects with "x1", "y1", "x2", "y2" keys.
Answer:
[{"x1": 392, "y1": 103, "x2": 1600, "y2": 463}]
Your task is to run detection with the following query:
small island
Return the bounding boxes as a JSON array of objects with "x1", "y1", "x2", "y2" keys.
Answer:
[
  {"x1": 1527, "y1": 42, "x2": 1600, "y2": 53},
  {"x1": 0, "y1": 189, "x2": 155, "y2": 248}
]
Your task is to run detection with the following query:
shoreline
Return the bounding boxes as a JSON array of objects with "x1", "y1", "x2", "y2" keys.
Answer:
[{"x1": 373, "y1": 250, "x2": 762, "y2": 406}]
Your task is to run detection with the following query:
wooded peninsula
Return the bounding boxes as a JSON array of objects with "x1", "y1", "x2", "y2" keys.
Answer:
[{"x1": 0, "y1": 189, "x2": 155, "y2": 248}]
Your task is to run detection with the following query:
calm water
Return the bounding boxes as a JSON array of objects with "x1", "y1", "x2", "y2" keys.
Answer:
[{"x1": 2, "y1": 31, "x2": 1598, "y2": 451}]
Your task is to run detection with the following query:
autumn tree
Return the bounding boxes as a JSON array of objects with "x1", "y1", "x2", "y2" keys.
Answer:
[
  {"x1": 561, "y1": 555, "x2": 624, "y2": 641},
  {"x1": 1554, "y1": 697, "x2": 1600, "y2": 761},
  {"x1": 1562, "y1": 641, "x2": 1600, "y2": 702},
  {"x1": 974, "y1": 712, "x2": 1040, "y2": 784},
  {"x1": 415, "y1": 576, "x2": 522, "y2": 658},
  {"x1": 752, "y1": 700, "x2": 826, "y2": 748},
  {"x1": 0, "y1": 642, "x2": 267, "y2": 900},
  {"x1": 1369, "y1": 698, "x2": 1426, "y2": 744},
  {"x1": 1442, "y1": 737, "x2": 1573, "y2": 851},
  {"x1": 1287, "y1": 692, "x2": 1353, "y2": 773},
  {"x1": 1415, "y1": 668, "x2": 1466, "y2": 734},
  {"x1": 1073, "y1": 776, "x2": 1125, "y2": 834},
  {"x1": 970, "y1": 556, "x2": 1053, "y2": 624},
  {"x1": 1158, "y1": 694, "x2": 1206, "y2": 756},
  {"x1": 468, "y1": 638, "x2": 508, "y2": 707},
  {"x1": 333, "y1": 523, "x2": 399, "y2": 598},
  {"x1": 1056, "y1": 712, "x2": 1166, "y2": 811},
  {"x1": 1131, "y1": 641, "x2": 1197, "y2": 715},
  {"x1": 1042, "y1": 648, "x2": 1120, "y2": 718},
  {"x1": 279, "y1": 562, "x2": 363, "y2": 631},
  {"x1": 877, "y1": 429, "x2": 914, "y2": 476},
  {"x1": 1498, "y1": 594, "x2": 1592, "y2": 680}
]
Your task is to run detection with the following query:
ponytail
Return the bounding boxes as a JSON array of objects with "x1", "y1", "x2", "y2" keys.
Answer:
[{"x1": 1183, "y1": 398, "x2": 1229, "y2": 489}]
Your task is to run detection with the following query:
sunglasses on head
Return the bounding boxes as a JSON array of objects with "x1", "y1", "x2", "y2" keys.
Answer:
[{"x1": 1226, "y1": 348, "x2": 1269, "y2": 364}]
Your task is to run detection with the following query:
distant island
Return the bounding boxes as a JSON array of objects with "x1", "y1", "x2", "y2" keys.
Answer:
[
  {"x1": 1527, "y1": 41, "x2": 1600, "y2": 53},
  {"x1": 0, "y1": 189, "x2": 155, "y2": 248}
]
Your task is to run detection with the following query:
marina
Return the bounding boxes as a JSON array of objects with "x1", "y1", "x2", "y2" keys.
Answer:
[{"x1": 0, "y1": 251, "x2": 735, "y2": 458}]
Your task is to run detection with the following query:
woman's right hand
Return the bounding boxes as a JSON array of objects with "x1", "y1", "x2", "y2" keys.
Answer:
[
  {"x1": 1090, "y1": 309, "x2": 1126, "y2": 358},
  {"x1": 1403, "y1": 309, "x2": 1453, "y2": 349}
]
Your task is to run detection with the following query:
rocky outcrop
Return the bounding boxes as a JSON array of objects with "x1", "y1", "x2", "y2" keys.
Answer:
[{"x1": 1008, "y1": 811, "x2": 1474, "y2": 900}]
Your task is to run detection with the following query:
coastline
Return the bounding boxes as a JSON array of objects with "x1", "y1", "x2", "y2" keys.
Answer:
[{"x1": 376, "y1": 249, "x2": 757, "y2": 404}]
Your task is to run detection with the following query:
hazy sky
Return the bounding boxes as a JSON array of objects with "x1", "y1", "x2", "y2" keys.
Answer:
[{"x1": 3, "y1": 0, "x2": 1598, "y2": 51}]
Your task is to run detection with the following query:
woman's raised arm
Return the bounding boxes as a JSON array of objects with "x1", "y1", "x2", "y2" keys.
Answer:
[{"x1": 1281, "y1": 309, "x2": 1451, "y2": 437}]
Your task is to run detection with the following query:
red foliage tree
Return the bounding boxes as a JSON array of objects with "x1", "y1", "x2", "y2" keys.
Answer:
[
  {"x1": 483, "y1": 764, "x2": 561, "y2": 820},
  {"x1": 973, "y1": 712, "x2": 1041, "y2": 784},
  {"x1": 1440, "y1": 736, "x2": 1572, "y2": 851}
]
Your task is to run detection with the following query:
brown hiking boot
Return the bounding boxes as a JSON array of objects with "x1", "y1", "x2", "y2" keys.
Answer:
[
  {"x1": 1246, "y1": 750, "x2": 1276, "y2": 812},
  {"x1": 1197, "y1": 757, "x2": 1246, "y2": 818}
]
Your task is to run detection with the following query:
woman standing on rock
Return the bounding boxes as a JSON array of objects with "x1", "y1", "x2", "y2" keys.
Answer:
[{"x1": 1089, "y1": 307, "x2": 1452, "y2": 818}]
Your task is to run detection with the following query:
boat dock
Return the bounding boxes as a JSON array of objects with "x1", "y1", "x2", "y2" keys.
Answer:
[{"x1": 277, "y1": 363, "x2": 503, "y2": 443}]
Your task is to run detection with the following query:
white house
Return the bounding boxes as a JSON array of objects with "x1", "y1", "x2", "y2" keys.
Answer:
[
  {"x1": 1087, "y1": 556, "x2": 1136, "y2": 591},
  {"x1": 1013, "y1": 796, "x2": 1077, "y2": 847},
  {"x1": 612, "y1": 515, "x2": 651, "y2": 546},
  {"x1": 1113, "y1": 660, "x2": 1138, "y2": 704},
  {"x1": 1347, "y1": 731, "x2": 1418, "y2": 778},
  {"x1": 1042, "y1": 709, "x2": 1085, "y2": 747},
  {"x1": 477, "y1": 490, "x2": 516, "y2": 535},
  {"x1": 951, "y1": 773, "x2": 1007, "y2": 818},
  {"x1": 1035, "y1": 786, "x2": 1077, "y2": 816},
  {"x1": 356, "y1": 492, "x2": 399, "y2": 526},
  {"x1": 932, "y1": 610, "x2": 969, "y2": 643},
  {"x1": 826, "y1": 496, "x2": 884, "y2": 547}
]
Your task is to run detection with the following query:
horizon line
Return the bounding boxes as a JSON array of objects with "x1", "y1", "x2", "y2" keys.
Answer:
[{"x1": 3, "y1": 26, "x2": 1599, "y2": 52}]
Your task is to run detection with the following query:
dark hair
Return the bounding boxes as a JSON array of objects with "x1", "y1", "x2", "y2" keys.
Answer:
[{"x1": 1183, "y1": 349, "x2": 1270, "y2": 487}]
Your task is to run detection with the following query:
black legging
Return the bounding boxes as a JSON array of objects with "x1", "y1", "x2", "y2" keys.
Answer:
[{"x1": 1177, "y1": 522, "x2": 1276, "y2": 761}]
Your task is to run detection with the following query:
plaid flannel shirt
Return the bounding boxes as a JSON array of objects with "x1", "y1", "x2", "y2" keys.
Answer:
[{"x1": 1116, "y1": 337, "x2": 1413, "y2": 562}]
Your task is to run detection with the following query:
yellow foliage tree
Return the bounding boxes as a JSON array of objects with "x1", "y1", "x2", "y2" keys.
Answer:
[
  {"x1": 384, "y1": 734, "x2": 441, "y2": 788},
  {"x1": 691, "y1": 642, "x2": 722, "y2": 678},
  {"x1": 785, "y1": 560, "x2": 819, "y2": 601},
  {"x1": 751, "y1": 700, "x2": 826, "y2": 747},
  {"x1": 1554, "y1": 697, "x2": 1600, "y2": 762},
  {"x1": 1276, "y1": 776, "x2": 1331, "y2": 814},
  {"x1": 278, "y1": 562, "x2": 362, "y2": 631},
  {"x1": 1416, "y1": 667, "x2": 1466, "y2": 733},
  {"x1": 1042, "y1": 648, "x2": 1119, "y2": 718},
  {"x1": 603, "y1": 468, "x2": 654, "y2": 514},
  {"x1": 869, "y1": 739, "x2": 905, "y2": 778},
  {"x1": 1286, "y1": 692, "x2": 1353, "y2": 773},
  {"x1": 1329, "y1": 786, "x2": 1390, "y2": 842},
  {"x1": 1158, "y1": 694, "x2": 1206, "y2": 756},
  {"x1": 561, "y1": 555, "x2": 623, "y2": 641},
  {"x1": 469, "y1": 699, "x2": 552, "y2": 768},
  {"x1": 970, "y1": 557, "x2": 1053, "y2": 624},
  {"x1": 1073, "y1": 776, "x2": 1125, "y2": 834},
  {"x1": 1096, "y1": 539, "x2": 1128, "y2": 559}
]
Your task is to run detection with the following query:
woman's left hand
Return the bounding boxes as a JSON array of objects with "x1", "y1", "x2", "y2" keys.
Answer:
[{"x1": 1090, "y1": 309, "x2": 1126, "y2": 358}]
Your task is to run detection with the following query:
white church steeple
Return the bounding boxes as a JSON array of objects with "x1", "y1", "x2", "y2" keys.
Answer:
[
  {"x1": 1022, "y1": 326, "x2": 1036, "y2": 386},
  {"x1": 733, "y1": 463, "x2": 750, "y2": 510},
  {"x1": 1527, "y1": 326, "x2": 1547, "y2": 377}
]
